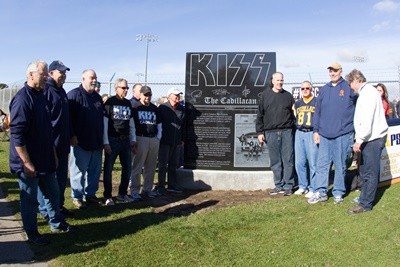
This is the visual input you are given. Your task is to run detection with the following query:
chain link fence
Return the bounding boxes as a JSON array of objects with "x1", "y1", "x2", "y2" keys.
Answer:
[{"x1": 1, "y1": 68, "x2": 399, "y2": 114}]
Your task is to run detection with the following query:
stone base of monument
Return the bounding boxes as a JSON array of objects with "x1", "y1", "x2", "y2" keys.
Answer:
[{"x1": 176, "y1": 169, "x2": 275, "y2": 191}]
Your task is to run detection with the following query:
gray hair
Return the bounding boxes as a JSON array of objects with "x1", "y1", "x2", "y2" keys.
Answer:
[
  {"x1": 269, "y1": 71, "x2": 284, "y2": 88},
  {"x1": 26, "y1": 60, "x2": 47, "y2": 78},
  {"x1": 345, "y1": 69, "x2": 366, "y2": 84},
  {"x1": 82, "y1": 69, "x2": 95, "y2": 77},
  {"x1": 114, "y1": 78, "x2": 128, "y2": 88}
]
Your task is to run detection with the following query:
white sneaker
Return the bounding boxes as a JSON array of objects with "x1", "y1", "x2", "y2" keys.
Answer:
[
  {"x1": 117, "y1": 194, "x2": 134, "y2": 203},
  {"x1": 105, "y1": 198, "x2": 115, "y2": 206},
  {"x1": 130, "y1": 192, "x2": 142, "y2": 201},
  {"x1": 294, "y1": 188, "x2": 308, "y2": 195},
  {"x1": 304, "y1": 191, "x2": 314, "y2": 199}
]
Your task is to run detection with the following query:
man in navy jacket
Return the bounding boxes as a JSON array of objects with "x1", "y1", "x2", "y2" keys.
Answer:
[
  {"x1": 37, "y1": 60, "x2": 74, "y2": 218},
  {"x1": 308, "y1": 63, "x2": 357, "y2": 205},
  {"x1": 68, "y1": 69, "x2": 104, "y2": 209},
  {"x1": 10, "y1": 61, "x2": 76, "y2": 245},
  {"x1": 156, "y1": 88, "x2": 186, "y2": 195}
]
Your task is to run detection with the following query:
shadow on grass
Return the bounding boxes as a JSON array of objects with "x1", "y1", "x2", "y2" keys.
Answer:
[
  {"x1": 32, "y1": 195, "x2": 218, "y2": 262},
  {"x1": 0, "y1": 176, "x2": 218, "y2": 263},
  {"x1": 32, "y1": 211, "x2": 169, "y2": 262},
  {"x1": 374, "y1": 184, "x2": 390, "y2": 206},
  {"x1": 0, "y1": 175, "x2": 20, "y2": 216}
]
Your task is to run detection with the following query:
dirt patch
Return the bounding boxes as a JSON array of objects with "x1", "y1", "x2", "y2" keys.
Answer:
[{"x1": 138, "y1": 189, "x2": 276, "y2": 217}]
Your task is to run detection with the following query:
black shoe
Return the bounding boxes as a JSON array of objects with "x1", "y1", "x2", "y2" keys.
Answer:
[
  {"x1": 85, "y1": 195, "x2": 102, "y2": 205},
  {"x1": 166, "y1": 187, "x2": 183, "y2": 193},
  {"x1": 283, "y1": 189, "x2": 292, "y2": 196},
  {"x1": 60, "y1": 206, "x2": 75, "y2": 217},
  {"x1": 27, "y1": 231, "x2": 50, "y2": 246},
  {"x1": 268, "y1": 187, "x2": 284, "y2": 195},
  {"x1": 156, "y1": 187, "x2": 166, "y2": 196},
  {"x1": 51, "y1": 221, "x2": 78, "y2": 233}
]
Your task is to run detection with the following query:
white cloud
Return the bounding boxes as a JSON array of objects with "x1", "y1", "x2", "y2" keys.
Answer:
[
  {"x1": 281, "y1": 62, "x2": 301, "y2": 69},
  {"x1": 373, "y1": 0, "x2": 400, "y2": 12},
  {"x1": 337, "y1": 49, "x2": 369, "y2": 63},
  {"x1": 371, "y1": 20, "x2": 390, "y2": 31}
]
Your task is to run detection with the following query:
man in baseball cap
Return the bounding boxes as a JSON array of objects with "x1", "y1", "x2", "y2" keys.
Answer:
[
  {"x1": 48, "y1": 60, "x2": 70, "y2": 72},
  {"x1": 327, "y1": 62, "x2": 342, "y2": 70},
  {"x1": 309, "y1": 62, "x2": 356, "y2": 205},
  {"x1": 167, "y1": 87, "x2": 183, "y2": 96},
  {"x1": 95, "y1": 81, "x2": 101, "y2": 93},
  {"x1": 38, "y1": 60, "x2": 76, "y2": 219},
  {"x1": 156, "y1": 87, "x2": 186, "y2": 195}
]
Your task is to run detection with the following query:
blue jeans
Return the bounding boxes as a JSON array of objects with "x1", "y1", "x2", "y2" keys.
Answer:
[
  {"x1": 38, "y1": 151, "x2": 69, "y2": 215},
  {"x1": 103, "y1": 137, "x2": 132, "y2": 198},
  {"x1": 295, "y1": 130, "x2": 318, "y2": 192},
  {"x1": 265, "y1": 129, "x2": 295, "y2": 190},
  {"x1": 69, "y1": 145, "x2": 102, "y2": 201},
  {"x1": 157, "y1": 143, "x2": 182, "y2": 189},
  {"x1": 314, "y1": 132, "x2": 354, "y2": 197},
  {"x1": 18, "y1": 172, "x2": 63, "y2": 234},
  {"x1": 359, "y1": 136, "x2": 386, "y2": 210}
]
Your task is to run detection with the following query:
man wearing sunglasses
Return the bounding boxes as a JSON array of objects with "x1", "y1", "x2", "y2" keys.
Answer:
[
  {"x1": 130, "y1": 86, "x2": 161, "y2": 200},
  {"x1": 102, "y1": 79, "x2": 137, "y2": 206},
  {"x1": 293, "y1": 81, "x2": 318, "y2": 198},
  {"x1": 308, "y1": 63, "x2": 357, "y2": 205}
]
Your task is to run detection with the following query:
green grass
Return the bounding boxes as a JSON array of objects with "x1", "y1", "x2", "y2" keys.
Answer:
[{"x1": 1, "y1": 141, "x2": 400, "y2": 266}]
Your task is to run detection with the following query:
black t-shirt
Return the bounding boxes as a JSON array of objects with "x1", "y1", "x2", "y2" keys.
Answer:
[
  {"x1": 133, "y1": 102, "x2": 160, "y2": 136},
  {"x1": 104, "y1": 96, "x2": 133, "y2": 137}
]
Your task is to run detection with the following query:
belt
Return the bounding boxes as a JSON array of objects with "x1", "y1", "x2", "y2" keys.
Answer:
[
  {"x1": 138, "y1": 134, "x2": 155, "y2": 138},
  {"x1": 111, "y1": 135, "x2": 130, "y2": 140},
  {"x1": 299, "y1": 128, "x2": 313, "y2": 132}
]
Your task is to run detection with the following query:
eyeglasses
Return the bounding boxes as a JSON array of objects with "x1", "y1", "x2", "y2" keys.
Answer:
[
  {"x1": 118, "y1": 86, "x2": 129, "y2": 90},
  {"x1": 301, "y1": 87, "x2": 311, "y2": 91},
  {"x1": 144, "y1": 93, "x2": 152, "y2": 97}
]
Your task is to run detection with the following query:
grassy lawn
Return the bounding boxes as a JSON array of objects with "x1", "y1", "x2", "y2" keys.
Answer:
[{"x1": 1, "y1": 141, "x2": 400, "y2": 266}]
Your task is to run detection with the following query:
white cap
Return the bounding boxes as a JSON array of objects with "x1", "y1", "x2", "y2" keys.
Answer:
[{"x1": 167, "y1": 88, "x2": 183, "y2": 96}]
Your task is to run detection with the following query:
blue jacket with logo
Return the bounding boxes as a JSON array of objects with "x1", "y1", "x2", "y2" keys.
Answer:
[{"x1": 313, "y1": 77, "x2": 357, "y2": 138}]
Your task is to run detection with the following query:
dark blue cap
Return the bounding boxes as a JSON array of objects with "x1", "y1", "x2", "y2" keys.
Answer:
[{"x1": 49, "y1": 60, "x2": 70, "y2": 71}]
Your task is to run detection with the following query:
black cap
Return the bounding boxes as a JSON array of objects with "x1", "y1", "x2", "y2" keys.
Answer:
[
  {"x1": 49, "y1": 60, "x2": 70, "y2": 71},
  {"x1": 140, "y1": 86, "x2": 152, "y2": 94}
]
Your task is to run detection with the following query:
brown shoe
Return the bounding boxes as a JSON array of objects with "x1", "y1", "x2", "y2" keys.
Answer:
[
  {"x1": 347, "y1": 205, "x2": 370, "y2": 214},
  {"x1": 73, "y1": 200, "x2": 87, "y2": 209}
]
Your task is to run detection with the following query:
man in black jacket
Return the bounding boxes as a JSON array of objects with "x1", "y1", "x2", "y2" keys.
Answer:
[
  {"x1": 256, "y1": 72, "x2": 295, "y2": 196},
  {"x1": 156, "y1": 88, "x2": 186, "y2": 195}
]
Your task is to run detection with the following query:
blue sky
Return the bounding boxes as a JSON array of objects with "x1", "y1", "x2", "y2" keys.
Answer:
[{"x1": 0, "y1": 0, "x2": 399, "y2": 85}]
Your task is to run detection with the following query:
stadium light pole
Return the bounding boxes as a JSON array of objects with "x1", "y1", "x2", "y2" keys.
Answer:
[{"x1": 136, "y1": 34, "x2": 158, "y2": 85}]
